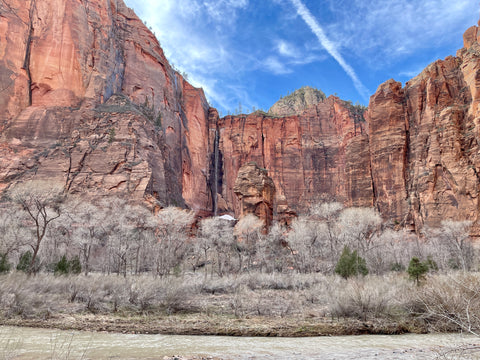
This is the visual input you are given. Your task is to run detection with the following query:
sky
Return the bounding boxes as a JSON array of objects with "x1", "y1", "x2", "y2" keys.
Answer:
[{"x1": 123, "y1": 0, "x2": 479, "y2": 115}]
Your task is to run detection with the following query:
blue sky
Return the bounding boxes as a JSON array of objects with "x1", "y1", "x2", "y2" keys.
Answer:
[{"x1": 123, "y1": 0, "x2": 479, "y2": 115}]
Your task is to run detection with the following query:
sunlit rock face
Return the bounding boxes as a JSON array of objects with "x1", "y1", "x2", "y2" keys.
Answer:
[
  {"x1": 1, "y1": 0, "x2": 480, "y2": 233},
  {"x1": 366, "y1": 23, "x2": 480, "y2": 234},
  {"x1": 212, "y1": 97, "x2": 372, "y2": 221},
  {"x1": 0, "y1": 0, "x2": 212, "y2": 211},
  {"x1": 268, "y1": 86, "x2": 326, "y2": 116}
]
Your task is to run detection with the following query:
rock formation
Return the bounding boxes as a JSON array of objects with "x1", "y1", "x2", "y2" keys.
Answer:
[
  {"x1": 0, "y1": 0, "x2": 212, "y2": 211},
  {"x1": 366, "y1": 26, "x2": 480, "y2": 233},
  {"x1": 1, "y1": 0, "x2": 480, "y2": 233},
  {"x1": 233, "y1": 162, "x2": 275, "y2": 227},
  {"x1": 268, "y1": 86, "x2": 326, "y2": 116},
  {"x1": 212, "y1": 97, "x2": 371, "y2": 221}
]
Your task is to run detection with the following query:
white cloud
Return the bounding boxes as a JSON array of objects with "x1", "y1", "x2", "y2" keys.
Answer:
[
  {"x1": 204, "y1": 0, "x2": 248, "y2": 22},
  {"x1": 288, "y1": 0, "x2": 370, "y2": 101},
  {"x1": 124, "y1": 0, "x2": 478, "y2": 111},
  {"x1": 326, "y1": 0, "x2": 479, "y2": 64},
  {"x1": 263, "y1": 56, "x2": 293, "y2": 75},
  {"x1": 276, "y1": 40, "x2": 297, "y2": 58},
  {"x1": 124, "y1": 0, "x2": 246, "y2": 110},
  {"x1": 124, "y1": 0, "x2": 326, "y2": 112}
]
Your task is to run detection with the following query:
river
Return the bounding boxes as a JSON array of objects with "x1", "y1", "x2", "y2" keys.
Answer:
[{"x1": 1, "y1": 326, "x2": 479, "y2": 359}]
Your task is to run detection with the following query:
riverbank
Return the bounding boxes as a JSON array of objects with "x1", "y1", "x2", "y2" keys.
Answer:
[
  {"x1": 0, "y1": 312, "x2": 426, "y2": 337},
  {"x1": 0, "y1": 272, "x2": 477, "y2": 337}
]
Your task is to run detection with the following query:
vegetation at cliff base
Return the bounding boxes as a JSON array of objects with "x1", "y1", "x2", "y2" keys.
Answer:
[
  {"x1": 0, "y1": 181, "x2": 479, "y2": 336},
  {"x1": 335, "y1": 246, "x2": 368, "y2": 279}
]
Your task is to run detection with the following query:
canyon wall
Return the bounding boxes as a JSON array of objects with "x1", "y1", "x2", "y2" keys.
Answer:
[
  {"x1": 210, "y1": 98, "x2": 372, "y2": 220},
  {"x1": 0, "y1": 0, "x2": 212, "y2": 212},
  {"x1": 1, "y1": 0, "x2": 480, "y2": 232},
  {"x1": 367, "y1": 27, "x2": 480, "y2": 231}
]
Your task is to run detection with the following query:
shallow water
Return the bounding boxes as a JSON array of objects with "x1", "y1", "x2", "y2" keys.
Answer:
[{"x1": 1, "y1": 326, "x2": 479, "y2": 359}]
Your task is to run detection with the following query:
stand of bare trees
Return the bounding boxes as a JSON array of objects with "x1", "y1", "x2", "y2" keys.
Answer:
[
  {"x1": 1, "y1": 181, "x2": 480, "y2": 344},
  {"x1": 0, "y1": 180, "x2": 477, "y2": 282}
]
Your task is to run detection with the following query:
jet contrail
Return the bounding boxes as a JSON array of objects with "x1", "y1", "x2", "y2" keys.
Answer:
[{"x1": 289, "y1": 0, "x2": 370, "y2": 101}]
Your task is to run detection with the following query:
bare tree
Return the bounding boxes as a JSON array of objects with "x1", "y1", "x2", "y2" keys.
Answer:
[
  {"x1": 337, "y1": 207, "x2": 382, "y2": 257},
  {"x1": 310, "y1": 202, "x2": 343, "y2": 259},
  {"x1": 365, "y1": 229, "x2": 411, "y2": 274},
  {"x1": 7, "y1": 181, "x2": 65, "y2": 274},
  {"x1": 95, "y1": 198, "x2": 132, "y2": 276},
  {"x1": 286, "y1": 217, "x2": 328, "y2": 273},
  {"x1": 256, "y1": 222, "x2": 289, "y2": 273},
  {"x1": 153, "y1": 207, "x2": 195, "y2": 277},
  {"x1": 65, "y1": 199, "x2": 108, "y2": 275},
  {"x1": 430, "y1": 220, "x2": 474, "y2": 271},
  {"x1": 198, "y1": 216, "x2": 236, "y2": 277},
  {"x1": 234, "y1": 214, "x2": 263, "y2": 272},
  {"x1": 0, "y1": 205, "x2": 27, "y2": 258},
  {"x1": 125, "y1": 204, "x2": 156, "y2": 275},
  {"x1": 286, "y1": 202, "x2": 346, "y2": 273}
]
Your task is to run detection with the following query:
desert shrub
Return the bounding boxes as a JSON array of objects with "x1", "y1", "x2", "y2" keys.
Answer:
[
  {"x1": 329, "y1": 275, "x2": 408, "y2": 321},
  {"x1": 69, "y1": 256, "x2": 82, "y2": 274},
  {"x1": 335, "y1": 246, "x2": 368, "y2": 279},
  {"x1": 425, "y1": 256, "x2": 438, "y2": 272},
  {"x1": 407, "y1": 257, "x2": 429, "y2": 285},
  {"x1": 54, "y1": 255, "x2": 70, "y2": 275},
  {"x1": 415, "y1": 273, "x2": 480, "y2": 334},
  {"x1": 0, "y1": 253, "x2": 11, "y2": 273},
  {"x1": 16, "y1": 251, "x2": 40, "y2": 273},
  {"x1": 53, "y1": 255, "x2": 82, "y2": 275},
  {"x1": 200, "y1": 276, "x2": 237, "y2": 294},
  {"x1": 390, "y1": 262, "x2": 405, "y2": 272},
  {"x1": 161, "y1": 280, "x2": 198, "y2": 314}
]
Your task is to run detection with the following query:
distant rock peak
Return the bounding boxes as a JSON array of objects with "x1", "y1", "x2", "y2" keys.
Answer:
[{"x1": 268, "y1": 86, "x2": 326, "y2": 116}]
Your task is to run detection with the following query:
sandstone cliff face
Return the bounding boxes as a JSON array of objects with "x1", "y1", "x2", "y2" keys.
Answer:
[
  {"x1": 366, "y1": 26, "x2": 480, "y2": 232},
  {"x1": 233, "y1": 162, "x2": 275, "y2": 227},
  {"x1": 211, "y1": 97, "x2": 372, "y2": 219},
  {"x1": 1, "y1": 0, "x2": 480, "y2": 232},
  {"x1": 0, "y1": 0, "x2": 212, "y2": 211}
]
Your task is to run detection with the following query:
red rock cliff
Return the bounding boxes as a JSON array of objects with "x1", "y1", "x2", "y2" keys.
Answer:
[
  {"x1": 0, "y1": 0, "x2": 212, "y2": 211},
  {"x1": 1, "y1": 0, "x2": 480, "y2": 232},
  {"x1": 367, "y1": 24, "x2": 480, "y2": 232},
  {"x1": 209, "y1": 98, "x2": 372, "y2": 218}
]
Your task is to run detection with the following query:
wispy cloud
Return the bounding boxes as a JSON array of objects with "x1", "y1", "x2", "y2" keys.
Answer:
[
  {"x1": 326, "y1": 0, "x2": 478, "y2": 64},
  {"x1": 398, "y1": 65, "x2": 430, "y2": 79},
  {"x1": 124, "y1": 0, "x2": 329, "y2": 112},
  {"x1": 203, "y1": 0, "x2": 249, "y2": 22},
  {"x1": 263, "y1": 56, "x2": 293, "y2": 75},
  {"x1": 123, "y1": 0, "x2": 479, "y2": 111},
  {"x1": 124, "y1": 0, "x2": 249, "y2": 110},
  {"x1": 276, "y1": 39, "x2": 297, "y2": 58},
  {"x1": 288, "y1": 0, "x2": 370, "y2": 100}
]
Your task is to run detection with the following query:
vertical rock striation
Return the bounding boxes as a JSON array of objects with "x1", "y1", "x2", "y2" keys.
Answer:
[
  {"x1": 0, "y1": 0, "x2": 212, "y2": 211},
  {"x1": 1, "y1": 0, "x2": 480, "y2": 232},
  {"x1": 366, "y1": 24, "x2": 480, "y2": 233},
  {"x1": 211, "y1": 98, "x2": 372, "y2": 219}
]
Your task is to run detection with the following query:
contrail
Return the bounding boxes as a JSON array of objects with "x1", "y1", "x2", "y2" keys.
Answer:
[{"x1": 289, "y1": 0, "x2": 370, "y2": 101}]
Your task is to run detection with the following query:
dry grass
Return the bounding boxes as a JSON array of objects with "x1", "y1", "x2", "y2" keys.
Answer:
[
  {"x1": 0, "y1": 271, "x2": 477, "y2": 336},
  {"x1": 414, "y1": 273, "x2": 480, "y2": 334}
]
